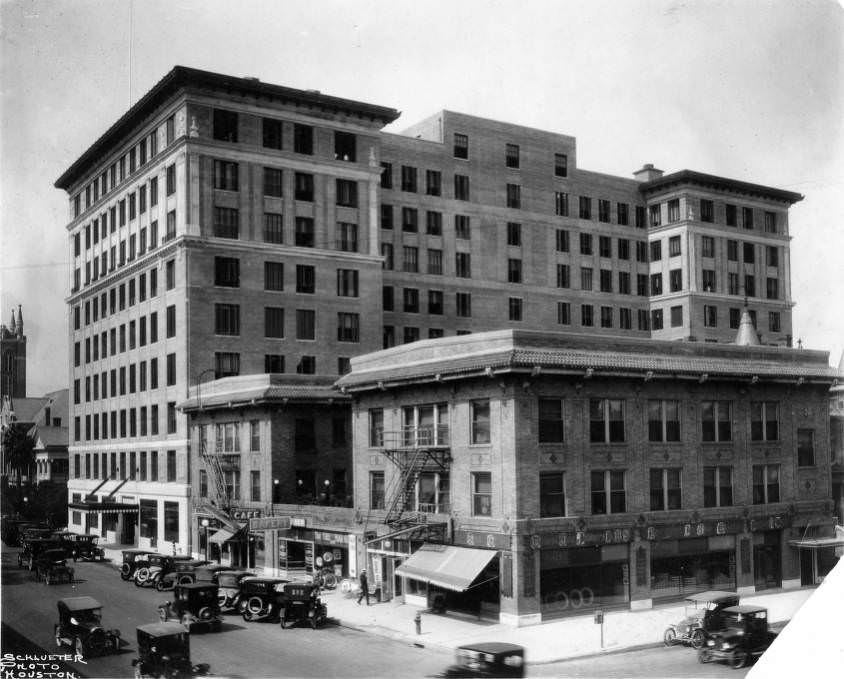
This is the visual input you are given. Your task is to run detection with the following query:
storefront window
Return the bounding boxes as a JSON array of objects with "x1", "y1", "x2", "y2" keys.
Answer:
[
  {"x1": 651, "y1": 541, "x2": 735, "y2": 599},
  {"x1": 540, "y1": 546, "x2": 628, "y2": 614},
  {"x1": 139, "y1": 499, "x2": 157, "y2": 542},
  {"x1": 163, "y1": 501, "x2": 179, "y2": 543}
]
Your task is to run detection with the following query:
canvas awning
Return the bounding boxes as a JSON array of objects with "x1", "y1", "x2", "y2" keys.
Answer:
[
  {"x1": 208, "y1": 525, "x2": 246, "y2": 545},
  {"x1": 788, "y1": 536, "x2": 844, "y2": 550},
  {"x1": 68, "y1": 501, "x2": 138, "y2": 515},
  {"x1": 395, "y1": 543, "x2": 498, "y2": 592}
]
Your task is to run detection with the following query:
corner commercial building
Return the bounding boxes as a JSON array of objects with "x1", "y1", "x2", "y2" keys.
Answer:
[{"x1": 55, "y1": 66, "x2": 821, "y2": 590}]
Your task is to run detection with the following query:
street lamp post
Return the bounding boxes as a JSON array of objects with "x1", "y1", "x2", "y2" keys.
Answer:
[{"x1": 201, "y1": 518, "x2": 209, "y2": 561}]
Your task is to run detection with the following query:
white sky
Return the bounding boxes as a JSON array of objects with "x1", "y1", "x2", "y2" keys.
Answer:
[{"x1": 1, "y1": 0, "x2": 842, "y2": 395}]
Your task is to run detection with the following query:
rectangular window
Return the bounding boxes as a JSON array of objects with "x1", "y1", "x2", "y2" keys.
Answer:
[
  {"x1": 213, "y1": 109, "x2": 238, "y2": 142},
  {"x1": 649, "y1": 204, "x2": 661, "y2": 227},
  {"x1": 600, "y1": 306, "x2": 613, "y2": 328},
  {"x1": 590, "y1": 398, "x2": 625, "y2": 443},
  {"x1": 555, "y1": 192, "x2": 569, "y2": 217},
  {"x1": 703, "y1": 304, "x2": 718, "y2": 327},
  {"x1": 264, "y1": 307, "x2": 285, "y2": 338},
  {"x1": 556, "y1": 301, "x2": 570, "y2": 325},
  {"x1": 700, "y1": 199, "x2": 714, "y2": 223},
  {"x1": 336, "y1": 179, "x2": 358, "y2": 207},
  {"x1": 751, "y1": 401, "x2": 779, "y2": 441},
  {"x1": 599, "y1": 269, "x2": 612, "y2": 292},
  {"x1": 728, "y1": 272, "x2": 740, "y2": 295},
  {"x1": 753, "y1": 465, "x2": 780, "y2": 504},
  {"x1": 618, "y1": 271, "x2": 630, "y2": 295},
  {"x1": 403, "y1": 287, "x2": 420, "y2": 313},
  {"x1": 380, "y1": 204, "x2": 393, "y2": 230},
  {"x1": 214, "y1": 256, "x2": 239, "y2": 288},
  {"x1": 337, "y1": 269, "x2": 359, "y2": 297},
  {"x1": 598, "y1": 199, "x2": 611, "y2": 223},
  {"x1": 579, "y1": 196, "x2": 591, "y2": 220},
  {"x1": 293, "y1": 123, "x2": 313, "y2": 154},
  {"x1": 295, "y1": 264, "x2": 315, "y2": 293},
  {"x1": 650, "y1": 468, "x2": 682, "y2": 511},
  {"x1": 214, "y1": 352, "x2": 239, "y2": 378},
  {"x1": 426, "y1": 210, "x2": 442, "y2": 235},
  {"x1": 455, "y1": 252, "x2": 471, "y2": 278},
  {"x1": 764, "y1": 211, "x2": 777, "y2": 233},
  {"x1": 294, "y1": 216, "x2": 315, "y2": 247},
  {"x1": 581, "y1": 304, "x2": 593, "y2": 327},
  {"x1": 506, "y1": 183, "x2": 521, "y2": 209},
  {"x1": 296, "y1": 309, "x2": 315, "y2": 340},
  {"x1": 250, "y1": 470, "x2": 261, "y2": 502},
  {"x1": 370, "y1": 471, "x2": 385, "y2": 509},
  {"x1": 381, "y1": 243, "x2": 393, "y2": 270},
  {"x1": 215, "y1": 303, "x2": 240, "y2": 336},
  {"x1": 617, "y1": 202, "x2": 629, "y2": 225},
  {"x1": 766, "y1": 246, "x2": 779, "y2": 268},
  {"x1": 294, "y1": 172, "x2": 314, "y2": 201},
  {"x1": 454, "y1": 174, "x2": 470, "y2": 200},
  {"x1": 166, "y1": 164, "x2": 176, "y2": 195},
  {"x1": 744, "y1": 275, "x2": 756, "y2": 297},
  {"x1": 456, "y1": 292, "x2": 472, "y2": 318},
  {"x1": 651, "y1": 273, "x2": 663, "y2": 295},
  {"x1": 453, "y1": 133, "x2": 468, "y2": 159},
  {"x1": 742, "y1": 206, "x2": 754, "y2": 229},
  {"x1": 538, "y1": 399, "x2": 564, "y2": 443},
  {"x1": 617, "y1": 238, "x2": 630, "y2": 260},
  {"x1": 599, "y1": 235, "x2": 611, "y2": 258},
  {"x1": 402, "y1": 246, "x2": 419, "y2": 273},
  {"x1": 402, "y1": 207, "x2": 418, "y2": 232},
  {"x1": 701, "y1": 235, "x2": 715, "y2": 258},
  {"x1": 591, "y1": 470, "x2": 626, "y2": 514},
  {"x1": 508, "y1": 297, "x2": 522, "y2": 321},
  {"x1": 334, "y1": 130, "x2": 356, "y2": 161},
  {"x1": 471, "y1": 400, "x2": 490, "y2": 444},
  {"x1": 669, "y1": 269, "x2": 682, "y2": 292},
  {"x1": 580, "y1": 233, "x2": 592, "y2": 255},
  {"x1": 471, "y1": 472, "x2": 492, "y2": 516},
  {"x1": 427, "y1": 249, "x2": 443, "y2": 275},
  {"x1": 703, "y1": 466, "x2": 733, "y2": 507},
  {"x1": 263, "y1": 167, "x2": 283, "y2": 197},
  {"x1": 263, "y1": 261, "x2": 284, "y2": 291},
  {"x1": 648, "y1": 400, "x2": 681, "y2": 442},
  {"x1": 797, "y1": 429, "x2": 815, "y2": 467},
  {"x1": 166, "y1": 353, "x2": 176, "y2": 386},
  {"x1": 506, "y1": 222, "x2": 521, "y2": 247},
  {"x1": 401, "y1": 165, "x2": 417, "y2": 192},
  {"x1": 667, "y1": 199, "x2": 680, "y2": 223},
  {"x1": 651, "y1": 308, "x2": 664, "y2": 330},
  {"x1": 337, "y1": 312, "x2": 360, "y2": 342},
  {"x1": 264, "y1": 354, "x2": 284, "y2": 373},
  {"x1": 297, "y1": 355, "x2": 316, "y2": 375},
  {"x1": 380, "y1": 162, "x2": 392, "y2": 189},
  {"x1": 539, "y1": 473, "x2": 565, "y2": 517},
  {"x1": 554, "y1": 153, "x2": 567, "y2": 177},
  {"x1": 508, "y1": 258, "x2": 522, "y2": 283},
  {"x1": 214, "y1": 160, "x2": 239, "y2": 191},
  {"x1": 263, "y1": 117, "x2": 282, "y2": 149},
  {"x1": 766, "y1": 277, "x2": 779, "y2": 300},
  {"x1": 668, "y1": 236, "x2": 681, "y2": 257},
  {"x1": 556, "y1": 229, "x2": 569, "y2": 252},
  {"x1": 769, "y1": 311, "x2": 781, "y2": 333},
  {"x1": 726, "y1": 204, "x2": 737, "y2": 226},
  {"x1": 214, "y1": 207, "x2": 239, "y2": 239},
  {"x1": 455, "y1": 214, "x2": 470, "y2": 239},
  {"x1": 336, "y1": 222, "x2": 358, "y2": 252},
  {"x1": 428, "y1": 289, "x2": 443, "y2": 315},
  {"x1": 636, "y1": 241, "x2": 648, "y2": 262},
  {"x1": 556, "y1": 264, "x2": 570, "y2": 288}
]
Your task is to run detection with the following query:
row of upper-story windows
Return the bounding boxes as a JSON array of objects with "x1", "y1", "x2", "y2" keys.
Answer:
[
  {"x1": 368, "y1": 462, "x2": 795, "y2": 516},
  {"x1": 73, "y1": 265, "x2": 165, "y2": 330},
  {"x1": 72, "y1": 117, "x2": 176, "y2": 219},
  {"x1": 74, "y1": 357, "x2": 160, "y2": 404},
  {"x1": 210, "y1": 351, "x2": 341, "y2": 378},
  {"x1": 70, "y1": 448, "x2": 178, "y2": 483},
  {"x1": 211, "y1": 256, "x2": 361, "y2": 297},
  {"x1": 73, "y1": 311, "x2": 161, "y2": 367},
  {"x1": 210, "y1": 208, "x2": 357, "y2": 251},
  {"x1": 212, "y1": 302, "x2": 360, "y2": 344},
  {"x1": 72, "y1": 401, "x2": 176, "y2": 442},
  {"x1": 368, "y1": 398, "x2": 789, "y2": 448},
  {"x1": 649, "y1": 197, "x2": 781, "y2": 233},
  {"x1": 449, "y1": 132, "x2": 569, "y2": 178},
  {"x1": 702, "y1": 306, "x2": 782, "y2": 334}
]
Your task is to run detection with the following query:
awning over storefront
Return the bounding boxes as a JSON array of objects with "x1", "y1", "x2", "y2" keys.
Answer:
[
  {"x1": 788, "y1": 525, "x2": 844, "y2": 550},
  {"x1": 194, "y1": 502, "x2": 240, "y2": 532},
  {"x1": 208, "y1": 525, "x2": 246, "y2": 545},
  {"x1": 396, "y1": 543, "x2": 498, "y2": 592},
  {"x1": 68, "y1": 501, "x2": 138, "y2": 515}
]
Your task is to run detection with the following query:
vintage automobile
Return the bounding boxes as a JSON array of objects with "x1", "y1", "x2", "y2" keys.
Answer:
[
  {"x1": 71, "y1": 534, "x2": 105, "y2": 561},
  {"x1": 51, "y1": 530, "x2": 78, "y2": 554},
  {"x1": 158, "y1": 583, "x2": 222, "y2": 633},
  {"x1": 191, "y1": 564, "x2": 235, "y2": 583},
  {"x1": 135, "y1": 554, "x2": 196, "y2": 588},
  {"x1": 132, "y1": 622, "x2": 211, "y2": 679},
  {"x1": 120, "y1": 549, "x2": 155, "y2": 581},
  {"x1": 54, "y1": 596, "x2": 121, "y2": 657},
  {"x1": 1, "y1": 518, "x2": 39, "y2": 546},
  {"x1": 34, "y1": 548, "x2": 75, "y2": 584},
  {"x1": 239, "y1": 577, "x2": 289, "y2": 622},
  {"x1": 439, "y1": 643, "x2": 526, "y2": 678},
  {"x1": 18, "y1": 538, "x2": 62, "y2": 569},
  {"x1": 698, "y1": 605, "x2": 777, "y2": 669},
  {"x1": 278, "y1": 582, "x2": 327, "y2": 629},
  {"x1": 663, "y1": 590, "x2": 740, "y2": 648},
  {"x1": 215, "y1": 570, "x2": 253, "y2": 611},
  {"x1": 155, "y1": 559, "x2": 212, "y2": 591}
]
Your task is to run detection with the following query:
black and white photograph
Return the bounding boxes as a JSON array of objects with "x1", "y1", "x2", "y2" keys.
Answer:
[{"x1": 1, "y1": 1, "x2": 843, "y2": 677}]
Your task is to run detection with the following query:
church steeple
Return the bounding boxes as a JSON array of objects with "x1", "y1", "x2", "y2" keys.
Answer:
[
  {"x1": 16, "y1": 305, "x2": 23, "y2": 338},
  {"x1": 9, "y1": 308, "x2": 16, "y2": 334}
]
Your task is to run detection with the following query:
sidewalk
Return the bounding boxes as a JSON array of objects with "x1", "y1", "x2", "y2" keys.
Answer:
[
  {"x1": 320, "y1": 585, "x2": 813, "y2": 664},
  {"x1": 98, "y1": 545, "x2": 813, "y2": 665}
]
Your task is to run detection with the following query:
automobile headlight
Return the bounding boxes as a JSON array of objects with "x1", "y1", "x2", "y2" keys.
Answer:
[
  {"x1": 707, "y1": 640, "x2": 715, "y2": 647},
  {"x1": 721, "y1": 641, "x2": 734, "y2": 650}
]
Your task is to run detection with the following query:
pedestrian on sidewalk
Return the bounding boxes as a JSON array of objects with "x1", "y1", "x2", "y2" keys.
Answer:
[{"x1": 356, "y1": 569, "x2": 370, "y2": 606}]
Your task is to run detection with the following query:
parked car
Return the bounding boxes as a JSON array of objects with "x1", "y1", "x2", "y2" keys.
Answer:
[
  {"x1": 51, "y1": 530, "x2": 78, "y2": 555},
  {"x1": 156, "y1": 559, "x2": 211, "y2": 591},
  {"x1": 239, "y1": 577, "x2": 289, "y2": 622},
  {"x1": 439, "y1": 643, "x2": 526, "y2": 678},
  {"x1": 18, "y1": 538, "x2": 62, "y2": 570},
  {"x1": 71, "y1": 534, "x2": 105, "y2": 561},
  {"x1": 698, "y1": 605, "x2": 778, "y2": 669},
  {"x1": 54, "y1": 596, "x2": 121, "y2": 658},
  {"x1": 215, "y1": 570, "x2": 253, "y2": 612},
  {"x1": 132, "y1": 622, "x2": 210, "y2": 678},
  {"x1": 1, "y1": 518, "x2": 39, "y2": 546},
  {"x1": 34, "y1": 548, "x2": 75, "y2": 584},
  {"x1": 278, "y1": 582, "x2": 327, "y2": 629},
  {"x1": 663, "y1": 590, "x2": 740, "y2": 648},
  {"x1": 158, "y1": 583, "x2": 222, "y2": 633},
  {"x1": 120, "y1": 549, "x2": 154, "y2": 581},
  {"x1": 135, "y1": 554, "x2": 196, "y2": 588}
]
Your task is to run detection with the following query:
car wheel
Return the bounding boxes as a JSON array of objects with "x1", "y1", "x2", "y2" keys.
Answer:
[
  {"x1": 730, "y1": 650, "x2": 747, "y2": 669},
  {"x1": 120, "y1": 563, "x2": 131, "y2": 579},
  {"x1": 74, "y1": 637, "x2": 85, "y2": 659},
  {"x1": 247, "y1": 596, "x2": 264, "y2": 614},
  {"x1": 155, "y1": 580, "x2": 167, "y2": 592},
  {"x1": 697, "y1": 648, "x2": 711, "y2": 664},
  {"x1": 135, "y1": 567, "x2": 150, "y2": 586},
  {"x1": 691, "y1": 629, "x2": 705, "y2": 649},
  {"x1": 663, "y1": 628, "x2": 676, "y2": 646},
  {"x1": 55, "y1": 625, "x2": 62, "y2": 648},
  {"x1": 178, "y1": 575, "x2": 193, "y2": 585}
]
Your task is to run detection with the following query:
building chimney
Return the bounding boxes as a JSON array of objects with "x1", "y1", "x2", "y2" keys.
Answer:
[{"x1": 633, "y1": 164, "x2": 664, "y2": 182}]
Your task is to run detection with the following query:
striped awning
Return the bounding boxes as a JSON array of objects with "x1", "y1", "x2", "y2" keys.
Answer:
[
  {"x1": 68, "y1": 501, "x2": 138, "y2": 514},
  {"x1": 396, "y1": 544, "x2": 498, "y2": 592}
]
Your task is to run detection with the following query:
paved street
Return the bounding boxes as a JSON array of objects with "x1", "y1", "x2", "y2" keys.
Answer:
[{"x1": 1, "y1": 547, "x2": 450, "y2": 679}]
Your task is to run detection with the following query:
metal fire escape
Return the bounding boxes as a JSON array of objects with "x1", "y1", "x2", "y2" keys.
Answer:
[{"x1": 380, "y1": 425, "x2": 451, "y2": 529}]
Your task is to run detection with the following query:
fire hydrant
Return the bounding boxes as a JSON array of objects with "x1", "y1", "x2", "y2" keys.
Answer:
[{"x1": 414, "y1": 611, "x2": 422, "y2": 635}]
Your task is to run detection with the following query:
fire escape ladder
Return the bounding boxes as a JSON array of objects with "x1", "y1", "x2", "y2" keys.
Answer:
[
  {"x1": 200, "y1": 435, "x2": 229, "y2": 513},
  {"x1": 382, "y1": 445, "x2": 439, "y2": 526}
]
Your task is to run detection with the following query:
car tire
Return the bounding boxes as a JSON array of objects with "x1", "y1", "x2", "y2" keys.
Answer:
[
  {"x1": 691, "y1": 629, "x2": 705, "y2": 649},
  {"x1": 120, "y1": 563, "x2": 131, "y2": 579},
  {"x1": 155, "y1": 580, "x2": 167, "y2": 592},
  {"x1": 74, "y1": 637, "x2": 85, "y2": 659},
  {"x1": 247, "y1": 596, "x2": 264, "y2": 615},
  {"x1": 730, "y1": 650, "x2": 747, "y2": 669},
  {"x1": 698, "y1": 649, "x2": 711, "y2": 664},
  {"x1": 135, "y1": 567, "x2": 150, "y2": 586},
  {"x1": 178, "y1": 575, "x2": 193, "y2": 585},
  {"x1": 663, "y1": 628, "x2": 676, "y2": 646}
]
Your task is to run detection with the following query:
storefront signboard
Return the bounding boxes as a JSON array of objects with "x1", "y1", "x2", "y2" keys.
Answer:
[
  {"x1": 313, "y1": 530, "x2": 349, "y2": 546},
  {"x1": 454, "y1": 530, "x2": 508, "y2": 549},
  {"x1": 230, "y1": 508, "x2": 262, "y2": 520},
  {"x1": 249, "y1": 516, "x2": 291, "y2": 531}
]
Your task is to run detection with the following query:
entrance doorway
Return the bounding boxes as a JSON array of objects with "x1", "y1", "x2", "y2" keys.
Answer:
[
  {"x1": 753, "y1": 531, "x2": 781, "y2": 590},
  {"x1": 122, "y1": 513, "x2": 137, "y2": 544}
]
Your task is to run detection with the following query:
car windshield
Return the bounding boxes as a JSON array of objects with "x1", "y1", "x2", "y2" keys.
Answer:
[
  {"x1": 684, "y1": 603, "x2": 707, "y2": 619},
  {"x1": 149, "y1": 634, "x2": 188, "y2": 659},
  {"x1": 74, "y1": 609, "x2": 102, "y2": 624}
]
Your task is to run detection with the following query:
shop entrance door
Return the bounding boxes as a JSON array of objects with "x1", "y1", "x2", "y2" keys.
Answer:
[
  {"x1": 799, "y1": 549, "x2": 814, "y2": 586},
  {"x1": 122, "y1": 513, "x2": 137, "y2": 544},
  {"x1": 753, "y1": 531, "x2": 781, "y2": 590}
]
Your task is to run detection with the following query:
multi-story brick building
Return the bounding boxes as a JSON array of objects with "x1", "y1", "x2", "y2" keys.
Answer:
[
  {"x1": 55, "y1": 66, "x2": 806, "y2": 557},
  {"x1": 336, "y1": 329, "x2": 840, "y2": 624}
]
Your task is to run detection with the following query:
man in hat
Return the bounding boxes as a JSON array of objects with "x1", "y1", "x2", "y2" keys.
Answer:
[{"x1": 356, "y1": 568, "x2": 370, "y2": 605}]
